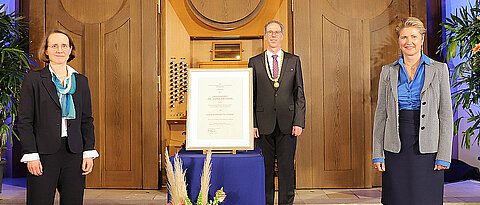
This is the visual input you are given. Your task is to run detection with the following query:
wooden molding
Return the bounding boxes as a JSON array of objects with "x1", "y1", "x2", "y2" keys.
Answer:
[{"x1": 186, "y1": 0, "x2": 265, "y2": 30}]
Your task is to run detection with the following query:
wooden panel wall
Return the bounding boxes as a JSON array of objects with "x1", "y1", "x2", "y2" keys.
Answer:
[
  {"x1": 29, "y1": 0, "x2": 159, "y2": 189},
  {"x1": 294, "y1": 0, "x2": 426, "y2": 188},
  {"x1": 322, "y1": 17, "x2": 353, "y2": 171}
]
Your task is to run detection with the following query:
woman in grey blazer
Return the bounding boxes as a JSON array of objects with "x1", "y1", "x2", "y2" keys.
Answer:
[{"x1": 372, "y1": 17, "x2": 453, "y2": 205}]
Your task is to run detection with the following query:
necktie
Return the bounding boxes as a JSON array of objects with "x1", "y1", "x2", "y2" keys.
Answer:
[{"x1": 272, "y1": 55, "x2": 279, "y2": 79}]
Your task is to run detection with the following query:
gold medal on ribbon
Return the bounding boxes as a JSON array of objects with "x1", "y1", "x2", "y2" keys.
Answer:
[{"x1": 265, "y1": 51, "x2": 284, "y2": 88}]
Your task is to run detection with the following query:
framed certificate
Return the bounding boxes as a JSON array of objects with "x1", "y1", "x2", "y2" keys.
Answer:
[{"x1": 186, "y1": 68, "x2": 253, "y2": 150}]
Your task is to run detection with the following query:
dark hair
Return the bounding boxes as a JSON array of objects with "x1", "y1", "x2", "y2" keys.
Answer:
[{"x1": 38, "y1": 29, "x2": 76, "y2": 63}]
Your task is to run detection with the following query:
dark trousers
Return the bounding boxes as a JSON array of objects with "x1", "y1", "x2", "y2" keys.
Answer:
[
  {"x1": 255, "y1": 122, "x2": 297, "y2": 205},
  {"x1": 27, "y1": 138, "x2": 85, "y2": 205}
]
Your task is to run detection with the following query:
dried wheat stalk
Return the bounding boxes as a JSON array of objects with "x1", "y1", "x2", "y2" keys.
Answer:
[
  {"x1": 165, "y1": 148, "x2": 182, "y2": 205},
  {"x1": 173, "y1": 152, "x2": 189, "y2": 203},
  {"x1": 200, "y1": 149, "x2": 212, "y2": 204}
]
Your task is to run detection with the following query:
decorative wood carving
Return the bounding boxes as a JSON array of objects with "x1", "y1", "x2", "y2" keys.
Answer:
[
  {"x1": 322, "y1": 16, "x2": 352, "y2": 171},
  {"x1": 59, "y1": 0, "x2": 125, "y2": 23},
  {"x1": 186, "y1": 0, "x2": 265, "y2": 30},
  {"x1": 326, "y1": 0, "x2": 393, "y2": 19}
]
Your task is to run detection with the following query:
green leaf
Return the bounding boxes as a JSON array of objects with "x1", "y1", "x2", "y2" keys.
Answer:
[
  {"x1": 442, "y1": 24, "x2": 457, "y2": 32},
  {"x1": 196, "y1": 193, "x2": 203, "y2": 205},
  {"x1": 448, "y1": 40, "x2": 458, "y2": 60},
  {"x1": 452, "y1": 15, "x2": 466, "y2": 27},
  {"x1": 184, "y1": 196, "x2": 193, "y2": 205},
  {"x1": 454, "y1": 118, "x2": 462, "y2": 136}
]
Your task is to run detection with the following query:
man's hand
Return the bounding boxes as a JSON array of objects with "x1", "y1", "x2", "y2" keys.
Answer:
[
  {"x1": 374, "y1": 162, "x2": 385, "y2": 172},
  {"x1": 82, "y1": 158, "x2": 94, "y2": 175},
  {"x1": 434, "y1": 165, "x2": 449, "y2": 170},
  {"x1": 254, "y1": 128, "x2": 259, "y2": 138},
  {"x1": 292, "y1": 126, "x2": 303, "y2": 136},
  {"x1": 27, "y1": 160, "x2": 43, "y2": 176}
]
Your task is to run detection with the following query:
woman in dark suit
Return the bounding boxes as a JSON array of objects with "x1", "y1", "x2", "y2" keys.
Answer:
[
  {"x1": 17, "y1": 29, "x2": 98, "y2": 205},
  {"x1": 372, "y1": 17, "x2": 453, "y2": 205}
]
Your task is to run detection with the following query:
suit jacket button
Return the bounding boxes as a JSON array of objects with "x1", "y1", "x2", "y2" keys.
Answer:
[
  {"x1": 421, "y1": 126, "x2": 425, "y2": 130},
  {"x1": 275, "y1": 94, "x2": 278, "y2": 97},
  {"x1": 274, "y1": 108, "x2": 276, "y2": 111},
  {"x1": 422, "y1": 114, "x2": 425, "y2": 118}
]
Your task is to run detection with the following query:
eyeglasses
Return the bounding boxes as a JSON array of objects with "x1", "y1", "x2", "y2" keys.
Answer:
[
  {"x1": 266, "y1": 30, "x2": 283, "y2": 36},
  {"x1": 48, "y1": 44, "x2": 70, "y2": 50}
]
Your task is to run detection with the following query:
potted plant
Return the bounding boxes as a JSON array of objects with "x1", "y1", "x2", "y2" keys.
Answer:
[
  {"x1": 440, "y1": 0, "x2": 480, "y2": 149},
  {"x1": 0, "y1": 4, "x2": 32, "y2": 190}
]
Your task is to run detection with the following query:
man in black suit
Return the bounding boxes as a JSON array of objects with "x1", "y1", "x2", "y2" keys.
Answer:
[{"x1": 249, "y1": 20, "x2": 306, "y2": 205}]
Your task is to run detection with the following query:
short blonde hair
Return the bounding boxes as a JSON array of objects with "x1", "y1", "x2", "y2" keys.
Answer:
[{"x1": 395, "y1": 17, "x2": 426, "y2": 37}]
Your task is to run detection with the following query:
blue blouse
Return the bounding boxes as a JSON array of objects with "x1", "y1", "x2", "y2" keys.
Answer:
[
  {"x1": 373, "y1": 54, "x2": 450, "y2": 167},
  {"x1": 396, "y1": 54, "x2": 429, "y2": 110}
]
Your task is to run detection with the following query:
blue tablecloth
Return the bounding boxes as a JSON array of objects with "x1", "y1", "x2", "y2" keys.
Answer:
[{"x1": 169, "y1": 148, "x2": 265, "y2": 205}]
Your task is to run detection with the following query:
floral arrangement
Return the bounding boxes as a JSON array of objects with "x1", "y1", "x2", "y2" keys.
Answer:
[
  {"x1": 165, "y1": 148, "x2": 226, "y2": 205},
  {"x1": 440, "y1": 0, "x2": 480, "y2": 148}
]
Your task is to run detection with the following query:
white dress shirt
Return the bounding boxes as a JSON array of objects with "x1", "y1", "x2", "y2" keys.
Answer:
[{"x1": 266, "y1": 49, "x2": 283, "y2": 74}]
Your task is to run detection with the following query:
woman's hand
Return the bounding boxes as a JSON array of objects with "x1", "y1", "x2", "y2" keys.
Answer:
[
  {"x1": 434, "y1": 165, "x2": 449, "y2": 170},
  {"x1": 27, "y1": 160, "x2": 43, "y2": 176},
  {"x1": 374, "y1": 162, "x2": 386, "y2": 172},
  {"x1": 82, "y1": 158, "x2": 94, "y2": 175}
]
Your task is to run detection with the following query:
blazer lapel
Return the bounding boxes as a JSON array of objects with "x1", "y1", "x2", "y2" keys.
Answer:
[
  {"x1": 261, "y1": 51, "x2": 275, "y2": 88},
  {"x1": 277, "y1": 50, "x2": 289, "y2": 85},
  {"x1": 260, "y1": 51, "x2": 267, "y2": 74},
  {"x1": 40, "y1": 66, "x2": 61, "y2": 108},
  {"x1": 389, "y1": 64, "x2": 399, "y2": 102},
  {"x1": 421, "y1": 63, "x2": 434, "y2": 94}
]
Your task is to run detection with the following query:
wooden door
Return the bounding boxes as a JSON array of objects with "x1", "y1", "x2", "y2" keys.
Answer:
[
  {"x1": 29, "y1": 0, "x2": 159, "y2": 188},
  {"x1": 293, "y1": 0, "x2": 426, "y2": 188},
  {"x1": 294, "y1": 0, "x2": 366, "y2": 188}
]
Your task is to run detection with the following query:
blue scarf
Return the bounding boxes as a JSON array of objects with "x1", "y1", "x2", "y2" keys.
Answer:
[{"x1": 52, "y1": 73, "x2": 76, "y2": 119}]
